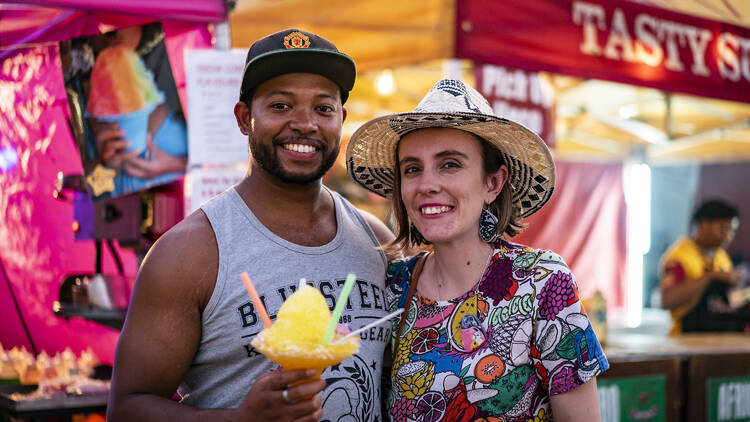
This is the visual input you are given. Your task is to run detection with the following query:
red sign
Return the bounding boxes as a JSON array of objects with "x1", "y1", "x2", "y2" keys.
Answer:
[
  {"x1": 457, "y1": 0, "x2": 750, "y2": 103},
  {"x1": 474, "y1": 63, "x2": 556, "y2": 148}
]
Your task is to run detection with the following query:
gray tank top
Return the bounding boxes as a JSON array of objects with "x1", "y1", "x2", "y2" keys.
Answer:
[{"x1": 182, "y1": 186, "x2": 388, "y2": 421}]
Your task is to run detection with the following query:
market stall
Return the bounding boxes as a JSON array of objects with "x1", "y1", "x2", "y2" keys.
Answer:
[
  {"x1": 229, "y1": 0, "x2": 750, "y2": 314},
  {"x1": 1, "y1": 0, "x2": 749, "y2": 419},
  {"x1": 601, "y1": 332, "x2": 750, "y2": 422},
  {"x1": 0, "y1": 0, "x2": 225, "y2": 418},
  {"x1": 227, "y1": 2, "x2": 750, "y2": 420}
]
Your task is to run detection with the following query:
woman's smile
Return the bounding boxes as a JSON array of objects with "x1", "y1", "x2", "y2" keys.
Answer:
[{"x1": 420, "y1": 204, "x2": 453, "y2": 217}]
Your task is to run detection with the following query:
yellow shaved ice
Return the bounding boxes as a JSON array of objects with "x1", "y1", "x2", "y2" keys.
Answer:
[
  {"x1": 252, "y1": 285, "x2": 358, "y2": 370},
  {"x1": 271, "y1": 285, "x2": 331, "y2": 345}
]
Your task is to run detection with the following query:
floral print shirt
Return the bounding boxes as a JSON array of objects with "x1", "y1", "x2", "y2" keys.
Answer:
[{"x1": 384, "y1": 239, "x2": 609, "y2": 422}]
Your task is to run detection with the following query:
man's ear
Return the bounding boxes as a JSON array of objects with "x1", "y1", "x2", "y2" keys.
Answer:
[
  {"x1": 342, "y1": 107, "x2": 347, "y2": 123},
  {"x1": 234, "y1": 102, "x2": 251, "y2": 136}
]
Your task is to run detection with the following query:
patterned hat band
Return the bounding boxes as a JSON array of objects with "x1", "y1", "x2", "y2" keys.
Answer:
[{"x1": 346, "y1": 79, "x2": 556, "y2": 219}]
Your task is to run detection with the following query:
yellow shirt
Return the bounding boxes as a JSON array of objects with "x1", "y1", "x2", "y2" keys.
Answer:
[{"x1": 660, "y1": 237, "x2": 733, "y2": 335}]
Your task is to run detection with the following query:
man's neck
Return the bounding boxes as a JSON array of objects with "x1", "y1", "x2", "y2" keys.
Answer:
[
  {"x1": 234, "y1": 165, "x2": 337, "y2": 246},
  {"x1": 240, "y1": 165, "x2": 324, "y2": 203},
  {"x1": 692, "y1": 235, "x2": 718, "y2": 257}
]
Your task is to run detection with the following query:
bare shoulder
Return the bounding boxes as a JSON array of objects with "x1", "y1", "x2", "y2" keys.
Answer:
[
  {"x1": 357, "y1": 208, "x2": 394, "y2": 246},
  {"x1": 135, "y1": 209, "x2": 218, "y2": 311},
  {"x1": 111, "y1": 209, "x2": 218, "y2": 407}
]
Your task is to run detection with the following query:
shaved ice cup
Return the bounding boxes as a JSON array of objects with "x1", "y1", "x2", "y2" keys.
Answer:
[
  {"x1": 91, "y1": 103, "x2": 158, "y2": 156},
  {"x1": 251, "y1": 333, "x2": 358, "y2": 380}
]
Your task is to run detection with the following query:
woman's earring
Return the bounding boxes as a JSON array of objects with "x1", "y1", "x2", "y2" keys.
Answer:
[
  {"x1": 409, "y1": 223, "x2": 430, "y2": 246},
  {"x1": 479, "y1": 207, "x2": 499, "y2": 243}
]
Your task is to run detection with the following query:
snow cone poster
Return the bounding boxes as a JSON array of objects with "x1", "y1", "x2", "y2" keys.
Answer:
[{"x1": 61, "y1": 23, "x2": 188, "y2": 199}]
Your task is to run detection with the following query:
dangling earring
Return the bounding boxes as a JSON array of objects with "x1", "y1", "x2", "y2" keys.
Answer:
[
  {"x1": 479, "y1": 206, "x2": 499, "y2": 243},
  {"x1": 409, "y1": 223, "x2": 430, "y2": 246}
]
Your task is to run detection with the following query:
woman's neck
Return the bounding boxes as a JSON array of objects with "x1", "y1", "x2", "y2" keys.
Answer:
[{"x1": 426, "y1": 241, "x2": 495, "y2": 300}]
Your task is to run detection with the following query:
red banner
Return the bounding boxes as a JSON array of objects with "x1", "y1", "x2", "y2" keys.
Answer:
[
  {"x1": 457, "y1": 0, "x2": 750, "y2": 103},
  {"x1": 474, "y1": 63, "x2": 556, "y2": 148},
  {"x1": 514, "y1": 161, "x2": 627, "y2": 311}
]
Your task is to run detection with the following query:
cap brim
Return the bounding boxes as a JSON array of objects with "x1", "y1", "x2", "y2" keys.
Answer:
[
  {"x1": 346, "y1": 111, "x2": 556, "y2": 218},
  {"x1": 240, "y1": 49, "x2": 356, "y2": 102}
]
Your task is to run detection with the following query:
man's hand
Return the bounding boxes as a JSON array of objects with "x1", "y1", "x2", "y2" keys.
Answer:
[
  {"x1": 234, "y1": 368, "x2": 326, "y2": 421},
  {"x1": 708, "y1": 270, "x2": 741, "y2": 286}
]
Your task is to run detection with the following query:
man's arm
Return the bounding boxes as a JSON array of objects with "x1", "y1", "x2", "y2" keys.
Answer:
[
  {"x1": 359, "y1": 210, "x2": 403, "y2": 262},
  {"x1": 660, "y1": 262, "x2": 739, "y2": 310},
  {"x1": 660, "y1": 272, "x2": 710, "y2": 310},
  {"x1": 107, "y1": 211, "x2": 325, "y2": 422}
]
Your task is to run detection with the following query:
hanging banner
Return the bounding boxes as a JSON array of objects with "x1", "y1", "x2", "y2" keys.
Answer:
[
  {"x1": 474, "y1": 63, "x2": 555, "y2": 148},
  {"x1": 598, "y1": 375, "x2": 667, "y2": 422},
  {"x1": 185, "y1": 166, "x2": 246, "y2": 214},
  {"x1": 185, "y1": 49, "x2": 248, "y2": 167},
  {"x1": 457, "y1": 0, "x2": 750, "y2": 103},
  {"x1": 707, "y1": 376, "x2": 750, "y2": 422}
]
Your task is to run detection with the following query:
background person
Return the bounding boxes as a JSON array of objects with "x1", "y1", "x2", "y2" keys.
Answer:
[
  {"x1": 660, "y1": 198, "x2": 749, "y2": 333},
  {"x1": 347, "y1": 79, "x2": 608, "y2": 422}
]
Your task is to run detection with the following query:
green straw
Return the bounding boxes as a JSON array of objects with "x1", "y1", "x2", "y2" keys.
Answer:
[{"x1": 323, "y1": 273, "x2": 356, "y2": 344}]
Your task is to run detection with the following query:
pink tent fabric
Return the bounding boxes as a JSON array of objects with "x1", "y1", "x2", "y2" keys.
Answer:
[
  {"x1": 2, "y1": 0, "x2": 225, "y2": 22},
  {"x1": 0, "y1": 1, "x2": 221, "y2": 364},
  {"x1": 516, "y1": 160, "x2": 627, "y2": 310}
]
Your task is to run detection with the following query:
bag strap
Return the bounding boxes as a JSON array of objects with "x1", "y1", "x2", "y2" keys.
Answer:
[{"x1": 394, "y1": 252, "x2": 428, "y2": 352}]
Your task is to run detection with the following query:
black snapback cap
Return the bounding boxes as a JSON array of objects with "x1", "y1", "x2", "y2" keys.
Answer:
[{"x1": 239, "y1": 29, "x2": 356, "y2": 104}]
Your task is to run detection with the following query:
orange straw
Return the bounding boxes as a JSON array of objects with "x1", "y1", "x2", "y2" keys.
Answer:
[{"x1": 240, "y1": 272, "x2": 272, "y2": 328}]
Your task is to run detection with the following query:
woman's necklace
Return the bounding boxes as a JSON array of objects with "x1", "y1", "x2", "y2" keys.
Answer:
[{"x1": 433, "y1": 246, "x2": 495, "y2": 322}]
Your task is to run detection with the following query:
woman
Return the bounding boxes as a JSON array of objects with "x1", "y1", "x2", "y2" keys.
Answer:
[{"x1": 346, "y1": 79, "x2": 608, "y2": 421}]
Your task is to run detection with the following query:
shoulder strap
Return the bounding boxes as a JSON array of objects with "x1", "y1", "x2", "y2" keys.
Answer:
[{"x1": 394, "y1": 252, "x2": 428, "y2": 352}]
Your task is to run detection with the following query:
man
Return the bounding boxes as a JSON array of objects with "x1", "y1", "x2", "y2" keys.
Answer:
[
  {"x1": 107, "y1": 29, "x2": 393, "y2": 421},
  {"x1": 660, "y1": 198, "x2": 748, "y2": 334}
]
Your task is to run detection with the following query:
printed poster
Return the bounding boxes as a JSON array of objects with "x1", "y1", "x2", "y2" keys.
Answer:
[{"x1": 61, "y1": 22, "x2": 188, "y2": 199}]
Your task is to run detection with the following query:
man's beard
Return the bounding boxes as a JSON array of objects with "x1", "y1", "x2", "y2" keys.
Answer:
[{"x1": 249, "y1": 136, "x2": 340, "y2": 185}]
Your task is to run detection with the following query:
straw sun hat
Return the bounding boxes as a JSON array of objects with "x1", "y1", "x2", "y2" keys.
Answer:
[{"x1": 346, "y1": 79, "x2": 556, "y2": 218}]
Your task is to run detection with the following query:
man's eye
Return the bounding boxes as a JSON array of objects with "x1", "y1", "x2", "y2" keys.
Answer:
[
  {"x1": 270, "y1": 103, "x2": 290, "y2": 110},
  {"x1": 317, "y1": 105, "x2": 334, "y2": 113},
  {"x1": 443, "y1": 161, "x2": 460, "y2": 169}
]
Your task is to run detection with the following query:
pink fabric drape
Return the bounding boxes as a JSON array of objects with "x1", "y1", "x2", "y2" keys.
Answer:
[
  {"x1": 514, "y1": 160, "x2": 627, "y2": 311},
  {"x1": 0, "y1": 1, "x2": 223, "y2": 48},
  {"x1": 0, "y1": 11, "x2": 213, "y2": 363}
]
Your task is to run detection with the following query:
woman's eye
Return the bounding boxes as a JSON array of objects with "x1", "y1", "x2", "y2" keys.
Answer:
[{"x1": 402, "y1": 165, "x2": 420, "y2": 175}]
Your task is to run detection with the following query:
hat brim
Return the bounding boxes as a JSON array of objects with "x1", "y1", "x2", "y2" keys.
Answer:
[
  {"x1": 240, "y1": 49, "x2": 356, "y2": 103},
  {"x1": 346, "y1": 112, "x2": 556, "y2": 218}
]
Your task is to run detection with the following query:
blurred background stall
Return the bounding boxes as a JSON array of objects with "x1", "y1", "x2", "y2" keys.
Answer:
[{"x1": 2, "y1": 0, "x2": 750, "y2": 421}]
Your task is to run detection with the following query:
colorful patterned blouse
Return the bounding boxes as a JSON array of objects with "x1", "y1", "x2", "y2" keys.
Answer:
[{"x1": 384, "y1": 239, "x2": 609, "y2": 422}]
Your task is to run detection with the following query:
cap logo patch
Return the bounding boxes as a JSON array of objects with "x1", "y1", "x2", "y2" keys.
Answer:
[{"x1": 283, "y1": 32, "x2": 311, "y2": 49}]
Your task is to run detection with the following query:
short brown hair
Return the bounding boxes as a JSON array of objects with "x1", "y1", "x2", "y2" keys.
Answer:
[{"x1": 384, "y1": 131, "x2": 526, "y2": 254}]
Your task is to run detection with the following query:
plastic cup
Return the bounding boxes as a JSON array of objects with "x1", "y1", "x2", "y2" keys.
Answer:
[
  {"x1": 252, "y1": 334, "x2": 358, "y2": 384},
  {"x1": 254, "y1": 346, "x2": 352, "y2": 379},
  {"x1": 92, "y1": 103, "x2": 157, "y2": 155}
]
